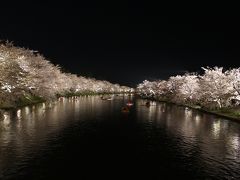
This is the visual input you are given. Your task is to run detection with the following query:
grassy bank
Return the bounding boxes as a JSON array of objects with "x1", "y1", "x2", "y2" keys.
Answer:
[
  {"x1": 0, "y1": 95, "x2": 45, "y2": 110},
  {"x1": 182, "y1": 104, "x2": 240, "y2": 122},
  {"x1": 205, "y1": 108, "x2": 240, "y2": 121},
  {"x1": 0, "y1": 92, "x2": 131, "y2": 110},
  {"x1": 138, "y1": 96, "x2": 240, "y2": 122},
  {"x1": 59, "y1": 92, "x2": 129, "y2": 98}
]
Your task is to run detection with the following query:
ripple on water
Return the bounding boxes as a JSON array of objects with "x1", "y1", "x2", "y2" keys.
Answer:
[{"x1": 1, "y1": 97, "x2": 240, "y2": 179}]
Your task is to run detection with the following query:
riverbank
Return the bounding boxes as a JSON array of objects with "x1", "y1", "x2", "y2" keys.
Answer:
[
  {"x1": 138, "y1": 96, "x2": 240, "y2": 122},
  {"x1": 0, "y1": 93, "x2": 132, "y2": 110},
  {"x1": 180, "y1": 104, "x2": 240, "y2": 122},
  {"x1": 201, "y1": 108, "x2": 240, "y2": 122},
  {"x1": 0, "y1": 95, "x2": 45, "y2": 110},
  {"x1": 0, "y1": 42, "x2": 133, "y2": 112}
]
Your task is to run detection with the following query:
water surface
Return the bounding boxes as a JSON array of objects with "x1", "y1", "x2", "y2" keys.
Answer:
[{"x1": 0, "y1": 95, "x2": 240, "y2": 179}]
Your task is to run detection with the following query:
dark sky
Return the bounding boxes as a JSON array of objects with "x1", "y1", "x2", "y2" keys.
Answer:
[{"x1": 0, "y1": 2, "x2": 239, "y2": 87}]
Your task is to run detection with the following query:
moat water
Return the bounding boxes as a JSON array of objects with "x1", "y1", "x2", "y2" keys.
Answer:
[{"x1": 1, "y1": 95, "x2": 240, "y2": 179}]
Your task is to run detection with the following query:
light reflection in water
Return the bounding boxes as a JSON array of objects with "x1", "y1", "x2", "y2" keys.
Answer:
[
  {"x1": 148, "y1": 102, "x2": 157, "y2": 121},
  {"x1": 195, "y1": 114, "x2": 201, "y2": 125},
  {"x1": 3, "y1": 113, "x2": 10, "y2": 126},
  {"x1": 1, "y1": 96, "x2": 120, "y2": 174},
  {"x1": 0, "y1": 96, "x2": 240, "y2": 179},
  {"x1": 229, "y1": 135, "x2": 240, "y2": 151},
  {"x1": 212, "y1": 120, "x2": 221, "y2": 138},
  {"x1": 17, "y1": 109, "x2": 21, "y2": 120},
  {"x1": 136, "y1": 99, "x2": 240, "y2": 177}
]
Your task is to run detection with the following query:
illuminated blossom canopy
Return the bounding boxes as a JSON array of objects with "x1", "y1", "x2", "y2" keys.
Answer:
[
  {"x1": 0, "y1": 41, "x2": 133, "y2": 107},
  {"x1": 137, "y1": 67, "x2": 240, "y2": 109}
]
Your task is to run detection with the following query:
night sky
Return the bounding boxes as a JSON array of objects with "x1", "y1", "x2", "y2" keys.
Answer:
[{"x1": 0, "y1": 3, "x2": 239, "y2": 87}]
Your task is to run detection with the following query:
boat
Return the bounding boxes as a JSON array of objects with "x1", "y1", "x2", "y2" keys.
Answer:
[
  {"x1": 126, "y1": 101, "x2": 134, "y2": 106},
  {"x1": 145, "y1": 101, "x2": 150, "y2": 107},
  {"x1": 121, "y1": 107, "x2": 130, "y2": 113},
  {"x1": 101, "y1": 95, "x2": 113, "y2": 100}
]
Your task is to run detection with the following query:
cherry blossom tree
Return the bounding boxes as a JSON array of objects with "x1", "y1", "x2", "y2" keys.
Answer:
[
  {"x1": 0, "y1": 41, "x2": 133, "y2": 107},
  {"x1": 177, "y1": 74, "x2": 199, "y2": 104},
  {"x1": 198, "y1": 67, "x2": 234, "y2": 109},
  {"x1": 137, "y1": 67, "x2": 238, "y2": 109}
]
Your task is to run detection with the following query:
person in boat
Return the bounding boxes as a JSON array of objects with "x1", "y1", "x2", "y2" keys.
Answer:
[
  {"x1": 146, "y1": 101, "x2": 150, "y2": 106},
  {"x1": 122, "y1": 106, "x2": 129, "y2": 112},
  {"x1": 126, "y1": 100, "x2": 134, "y2": 106}
]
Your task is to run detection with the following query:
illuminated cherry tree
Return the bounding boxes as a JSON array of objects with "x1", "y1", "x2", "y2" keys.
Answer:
[
  {"x1": 137, "y1": 67, "x2": 240, "y2": 109},
  {"x1": 176, "y1": 74, "x2": 199, "y2": 104},
  {"x1": 0, "y1": 41, "x2": 132, "y2": 107},
  {"x1": 228, "y1": 68, "x2": 240, "y2": 102},
  {"x1": 198, "y1": 67, "x2": 234, "y2": 109}
]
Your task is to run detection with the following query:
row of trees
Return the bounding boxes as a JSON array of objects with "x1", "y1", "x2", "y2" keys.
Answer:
[
  {"x1": 137, "y1": 67, "x2": 240, "y2": 109},
  {"x1": 0, "y1": 42, "x2": 133, "y2": 107}
]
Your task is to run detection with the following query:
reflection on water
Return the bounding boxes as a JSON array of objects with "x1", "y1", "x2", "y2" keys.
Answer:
[
  {"x1": 136, "y1": 99, "x2": 240, "y2": 179},
  {"x1": 0, "y1": 96, "x2": 240, "y2": 179}
]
